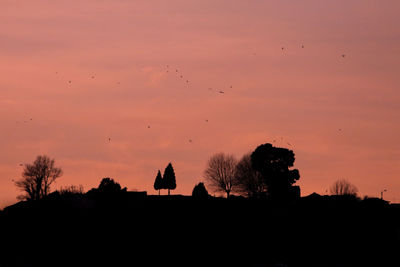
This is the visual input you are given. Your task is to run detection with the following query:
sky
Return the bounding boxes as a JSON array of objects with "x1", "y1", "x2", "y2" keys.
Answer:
[{"x1": 1, "y1": 0, "x2": 400, "y2": 207}]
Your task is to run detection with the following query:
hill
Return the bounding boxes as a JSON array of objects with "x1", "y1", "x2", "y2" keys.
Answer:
[{"x1": 1, "y1": 192, "x2": 399, "y2": 267}]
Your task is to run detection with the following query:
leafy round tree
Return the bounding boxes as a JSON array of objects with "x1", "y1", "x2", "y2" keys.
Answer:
[
  {"x1": 154, "y1": 170, "x2": 163, "y2": 195},
  {"x1": 163, "y1": 163, "x2": 176, "y2": 195},
  {"x1": 98, "y1": 177, "x2": 125, "y2": 193},
  {"x1": 251, "y1": 143, "x2": 300, "y2": 200},
  {"x1": 192, "y1": 182, "x2": 209, "y2": 199}
]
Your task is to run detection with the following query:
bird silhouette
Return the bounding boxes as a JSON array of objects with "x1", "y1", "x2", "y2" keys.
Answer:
[
  {"x1": 301, "y1": 45, "x2": 304, "y2": 48},
  {"x1": 219, "y1": 90, "x2": 225, "y2": 94},
  {"x1": 68, "y1": 80, "x2": 71, "y2": 83},
  {"x1": 147, "y1": 126, "x2": 150, "y2": 128},
  {"x1": 341, "y1": 54, "x2": 346, "y2": 58},
  {"x1": 108, "y1": 138, "x2": 111, "y2": 142},
  {"x1": 205, "y1": 119, "x2": 208, "y2": 122}
]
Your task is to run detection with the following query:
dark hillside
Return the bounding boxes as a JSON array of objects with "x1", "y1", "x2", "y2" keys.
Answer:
[{"x1": 1, "y1": 193, "x2": 399, "y2": 267}]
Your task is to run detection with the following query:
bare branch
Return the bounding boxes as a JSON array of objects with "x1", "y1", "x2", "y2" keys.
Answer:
[
  {"x1": 14, "y1": 155, "x2": 63, "y2": 201},
  {"x1": 204, "y1": 153, "x2": 237, "y2": 198}
]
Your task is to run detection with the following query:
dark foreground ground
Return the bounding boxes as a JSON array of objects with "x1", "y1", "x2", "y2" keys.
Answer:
[{"x1": 1, "y1": 193, "x2": 399, "y2": 267}]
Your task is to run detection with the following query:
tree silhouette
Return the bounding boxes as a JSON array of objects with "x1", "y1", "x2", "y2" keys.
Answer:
[
  {"x1": 192, "y1": 182, "x2": 209, "y2": 199},
  {"x1": 154, "y1": 170, "x2": 163, "y2": 195},
  {"x1": 59, "y1": 185, "x2": 84, "y2": 196},
  {"x1": 204, "y1": 153, "x2": 237, "y2": 198},
  {"x1": 97, "y1": 177, "x2": 125, "y2": 193},
  {"x1": 163, "y1": 163, "x2": 176, "y2": 195},
  {"x1": 330, "y1": 179, "x2": 358, "y2": 196},
  {"x1": 251, "y1": 143, "x2": 300, "y2": 200},
  {"x1": 14, "y1": 155, "x2": 63, "y2": 201},
  {"x1": 235, "y1": 153, "x2": 266, "y2": 198}
]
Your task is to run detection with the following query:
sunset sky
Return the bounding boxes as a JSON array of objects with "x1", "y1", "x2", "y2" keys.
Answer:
[{"x1": 1, "y1": 0, "x2": 400, "y2": 207}]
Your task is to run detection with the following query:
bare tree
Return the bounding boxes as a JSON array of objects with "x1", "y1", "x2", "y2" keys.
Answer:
[
  {"x1": 235, "y1": 153, "x2": 266, "y2": 198},
  {"x1": 329, "y1": 179, "x2": 358, "y2": 196},
  {"x1": 59, "y1": 185, "x2": 84, "y2": 195},
  {"x1": 15, "y1": 155, "x2": 63, "y2": 201},
  {"x1": 204, "y1": 153, "x2": 237, "y2": 198}
]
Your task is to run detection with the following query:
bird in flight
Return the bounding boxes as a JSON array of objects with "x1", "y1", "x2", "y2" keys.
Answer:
[
  {"x1": 108, "y1": 138, "x2": 111, "y2": 142},
  {"x1": 301, "y1": 44, "x2": 304, "y2": 48},
  {"x1": 205, "y1": 119, "x2": 208, "y2": 122},
  {"x1": 68, "y1": 80, "x2": 72, "y2": 83},
  {"x1": 147, "y1": 125, "x2": 151, "y2": 128},
  {"x1": 189, "y1": 139, "x2": 192, "y2": 143},
  {"x1": 219, "y1": 90, "x2": 225, "y2": 94},
  {"x1": 341, "y1": 54, "x2": 346, "y2": 58}
]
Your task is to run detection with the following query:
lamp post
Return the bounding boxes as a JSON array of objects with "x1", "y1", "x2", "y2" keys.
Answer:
[{"x1": 380, "y1": 189, "x2": 387, "y2": 200}]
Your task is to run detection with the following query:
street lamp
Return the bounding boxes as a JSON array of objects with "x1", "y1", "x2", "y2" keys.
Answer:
[{"x1": 380, "y1": 189, "x2": 387, "y2": 200}]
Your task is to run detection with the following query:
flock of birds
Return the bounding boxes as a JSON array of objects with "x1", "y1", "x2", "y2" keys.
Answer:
[
  {"x1": 14, "y1": 44, "x2": 347, "y2": 154},
  {"x1": 164, "y1": 64, "x2": 232, "y2": 95}
]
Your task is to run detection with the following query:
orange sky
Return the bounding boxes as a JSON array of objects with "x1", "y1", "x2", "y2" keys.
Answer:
[{"x1": 1, "y1": 0, "x2": 400, "y2": 207}]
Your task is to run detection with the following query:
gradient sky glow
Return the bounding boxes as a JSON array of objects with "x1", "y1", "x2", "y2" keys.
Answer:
[{"x1": 1, "y1": 0, "x2": 400, "y2": 207}]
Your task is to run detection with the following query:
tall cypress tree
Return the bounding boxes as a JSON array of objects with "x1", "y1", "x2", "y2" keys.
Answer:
[
  {"x1": 153, "y1": 170, "x2": 163, "y2": 195},
  {"x1": 163, "y1": 163, "x2": 176, "y2": 195}
]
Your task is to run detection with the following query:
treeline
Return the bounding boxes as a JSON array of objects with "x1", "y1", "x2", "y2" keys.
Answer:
[
  {"x1": 11, "y1": 141, "x2": 365, "y2": 207},
  {"x1": 202, "y1": 142, "x2": 300, "y2": 200}
]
